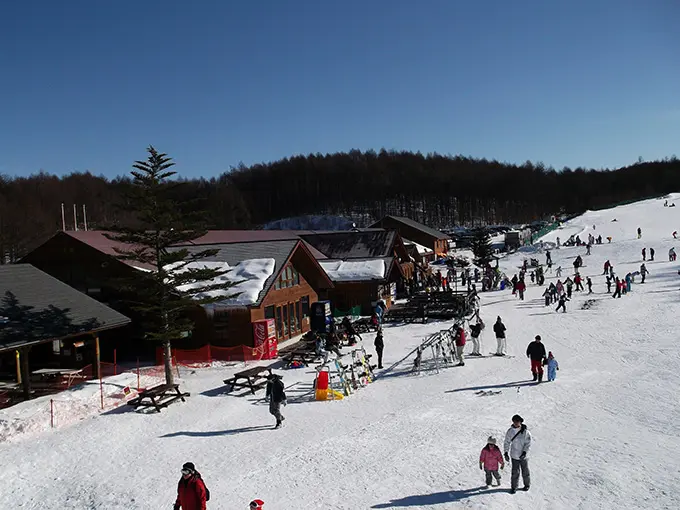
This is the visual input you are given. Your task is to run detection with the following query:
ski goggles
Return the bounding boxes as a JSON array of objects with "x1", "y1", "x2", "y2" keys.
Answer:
[{"x1": 181, "y1": 469, "x2": 192, "y2": 476}]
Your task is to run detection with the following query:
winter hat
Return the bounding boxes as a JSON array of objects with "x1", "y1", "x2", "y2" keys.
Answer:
[
  {"x1": 182, "y1": 462, "x2": 195, "y2": 472},
  {"x1": 512, "y1": 414, "x2": 524, "y2": 423},
  {"x1": 487, "y1": 436, "x2": 497, "y2": 445},
  {"x1": 250, "y1": 500, "x2": 265, "y2": 509},
  {"x1": 548, "y1": 351, "x2": 553, "y2": 358},
  {"x1": 535, "y1": 335, "x2": 541, "y2": 341}
]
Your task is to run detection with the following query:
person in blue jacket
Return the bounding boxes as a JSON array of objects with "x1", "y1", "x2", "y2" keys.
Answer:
[{"x1": 546, "y1": 352, "x2": 559, "y2": 382}]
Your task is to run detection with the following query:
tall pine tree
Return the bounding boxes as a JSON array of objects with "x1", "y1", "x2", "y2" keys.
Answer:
[
  {"x1": 106, "y1": 147, "x2": 238, "y2": 385},
  {"x1": 471, "y1": 229, "x2": 493, "y2": 267}
]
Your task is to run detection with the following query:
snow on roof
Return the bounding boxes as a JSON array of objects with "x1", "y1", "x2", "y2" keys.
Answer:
[
  {"x1": 403, "y1": 238, "x2": 434, "y2": 255},
  {"x1": 319, "y1": 259, "x2": 386, "y2": 282},
  {"x1": 169, "y1": 259, "x2": 276, "y2": 306}
]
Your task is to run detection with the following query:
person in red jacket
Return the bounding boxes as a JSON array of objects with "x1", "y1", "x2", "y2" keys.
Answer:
[
  {"x1": 479, "y1": 436, "x2": 505, "y2": 487},
  {"x1": 455, "y1": 325, "x2": 466, "y2": 366},
  {"x1": 175, "y1": 462, "x2": 207, "y2": 510},
  {"x1": 249, "y1": 500, "x2": 265, "y2": 510}
]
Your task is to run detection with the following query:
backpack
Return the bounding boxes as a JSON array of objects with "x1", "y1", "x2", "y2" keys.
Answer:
[{"x1": 195, "y1": 473, "x2": 210, "y2": 502}]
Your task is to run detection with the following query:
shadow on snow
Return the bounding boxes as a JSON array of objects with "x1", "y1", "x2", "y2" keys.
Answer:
[
  {"x1": 159, "y1": 425, "x2": 272, "y2": 438},
  {"x1": 371, "y1": 487, "x2": 507, "y2": 507},
  {"x1": 446, "y1": 380, "x2": 535, "y2": 393}
]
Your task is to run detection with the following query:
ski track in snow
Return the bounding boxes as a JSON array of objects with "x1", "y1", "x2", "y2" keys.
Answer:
[{"x1": 1, "y1": 194, "x2": 679, "y2": 509}]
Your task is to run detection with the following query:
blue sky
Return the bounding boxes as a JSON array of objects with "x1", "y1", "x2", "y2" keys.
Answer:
[{"x1": 0, "y1": 0, "x2": 678, "y2": 178}]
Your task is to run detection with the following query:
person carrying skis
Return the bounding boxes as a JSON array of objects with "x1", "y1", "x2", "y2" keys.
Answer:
[
  {"x1": 493, "y1": 316, "x2": 507, "y2": 356},
  {"x1": 503, "y1": 414, "x2": 532, "y2": 494},
  {"x1": 174, "y1": 462, "x2": 208, "y2": 510},
  {"x1": 374, "y1": 329, "x2": 384, "y2": 369},
  {"x1": 586, "y1": 277, "x2": 593, "y2": 294},
  {"x1": 469, "y1": 316, "x2": 485, "y2": 356},
  {"x1": 265, "y1": 373, "x2": 287, "y2": 429},
  {"x1": 555, "y1": 293, "x2": 569, "y2": 313},
  {"x1": 640, "y1": 263, "x2": 649, "y2": 283},
  {"x1": 479, "y1": 436, "x2": 505, "y2": 487},
  {"x1": 546, "y1": 352, "x2": 559, "y2": 381},
  {"x1": 526, "y1": 335, "x2": 547, "y2": 382}
]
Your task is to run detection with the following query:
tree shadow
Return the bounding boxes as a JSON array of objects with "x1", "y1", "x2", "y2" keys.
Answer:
[
  {"x1": 371, "y1": 486, "x2": 507, "y2": 507},
  {"x1": 159, "y1": 425, "x2": 272, "y2": 438},
  {"x1": 446, "y1": 380, "x2": 535, "y2": 393},
  {"x1": 0, "y1": 291, "x2": 102, "y2": 347}
]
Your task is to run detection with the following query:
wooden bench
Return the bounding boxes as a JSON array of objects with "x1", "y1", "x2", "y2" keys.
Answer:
[
  {"x1": 223, "y1": 366, "x2": 272, "y2": 394},
  {"x1": 350, "y1": 318, "x2": 378, "y2": 334},
  {"x1": 127, "y1": 383, "x2": 189, "y2": 412}
]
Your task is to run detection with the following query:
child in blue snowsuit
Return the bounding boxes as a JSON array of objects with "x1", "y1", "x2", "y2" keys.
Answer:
[{"x1": 546, "y1": 351, "x2": 559, "y2": 381}]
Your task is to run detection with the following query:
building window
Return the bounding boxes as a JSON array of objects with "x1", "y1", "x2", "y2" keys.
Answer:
[
  {"x1": 276, "y1": 264, "x2": 299, "y2": 289},
  {"x1": 301, "y1": 296, "x2": 310, "y2": 318},
  {"x1": 264, "y1": 305, "x2": 275, "y2": 320},
  {"x1": 282, "y1": 305, "x2": 289, "y2": 337},
  {"x1": 295, "y1": 301, "x2": 301, "y2": 330},
  {"x1": 276, "y1": 307, "x2": 283, "y2": 338}
]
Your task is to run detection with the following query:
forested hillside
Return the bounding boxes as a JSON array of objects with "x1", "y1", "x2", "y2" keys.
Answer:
[{"x1": 1, "y1": 149, "x2": 678, "y2": 261}]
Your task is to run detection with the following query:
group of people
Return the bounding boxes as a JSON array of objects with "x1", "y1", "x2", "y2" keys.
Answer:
[{"x1": 478, "y1": 414, "x2": 533, "y2": 493}]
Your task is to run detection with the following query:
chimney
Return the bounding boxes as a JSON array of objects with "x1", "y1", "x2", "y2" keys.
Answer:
[
  {"x1": 61, "y1": 203, "x2": 66, "y2": 231},
  {"x1": 73, "y1": 204, "x2": 78, "y2": 231}
]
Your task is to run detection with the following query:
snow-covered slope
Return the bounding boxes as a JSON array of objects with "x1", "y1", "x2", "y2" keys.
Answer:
[{"x1": 1, "y1": 194, "x2": 679, "y2": 509}]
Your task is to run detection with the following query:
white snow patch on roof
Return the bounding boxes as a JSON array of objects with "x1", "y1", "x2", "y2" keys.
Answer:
[
  {"x1": 403, "y1": 238, "x2": 433, "y2": 255},
  {"x1": 170, "y1": 259, "x2": 276, "y2": 305},
  {"x1": 319, "y1": 259, "x2": 385, "y2": 281}
]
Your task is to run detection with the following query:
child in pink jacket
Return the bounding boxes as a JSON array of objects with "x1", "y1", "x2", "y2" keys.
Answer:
[{"x1": 479, "y1": 436, "x2": 505, "y2": 487}]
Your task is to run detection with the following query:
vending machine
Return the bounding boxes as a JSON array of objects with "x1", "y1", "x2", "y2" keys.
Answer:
[
  {"x1": 310, "y1": 300, "x2": 333, "y2": 334},
  {"x1": 253, "y1": 318, "x2": 278, "y2": 359}
]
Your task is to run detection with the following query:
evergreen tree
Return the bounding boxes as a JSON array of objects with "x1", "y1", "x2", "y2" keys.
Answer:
[
  {"x1": 105, "y1": 147, "x2": 239, "y2": 385},
  {"x1": 471, "y1": 229, "x2": 493, "y2": 267}
]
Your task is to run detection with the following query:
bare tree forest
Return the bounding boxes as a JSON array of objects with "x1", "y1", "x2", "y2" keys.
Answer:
[{"x1": 1, "y1": 150, "x2": 679, "y2": 262}]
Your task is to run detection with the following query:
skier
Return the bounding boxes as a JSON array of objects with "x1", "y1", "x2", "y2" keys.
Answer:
[
  {"x1": 545, "y1": 250, "x2": 552, "y2": 265},
  {"x1": 516, "y1": 279, "x2": 526, "y2": 301},
  {"x1": 542, "y1": 287, "x2": 551, "y2": 307},
  {"x1": 556, "y1": 236, "x2": 561, "y2": 248},
  {"x1": 546, "y1": 352, "x2": 559, "y2": 382},
  {"x1": 454, "y1": 325, "x2": 466, "y2": 366},
  {"x1": 606, "y1": 275, "x2": 612, "y2": 293},
  {"x1": 479, "y1": 436, "x2": 505, "y2": 487},
  {"x1": 469, "y1": 316, "x2": 485, "y2": 356},
  {"x1": 640, "y1": 264, "x2": 649, "y2": 283},
  {"x1": 374, "y1": 329, "x2": 384, "y2": 369},
  {"x1": 249, "y1": 500, "x2": 265, "y2": 510},
  {"x1": 586, "y1": 277, "x2": 593, "y2": 294},
  {"x1": 503, "y1": 415, "x2": 532, "y2": 494},
  {"x1": 574, "y1": 273, "x2": 584, "y2": 292},
  {"x1": 637, "y1": 227, "x2": 642, "y2": 239},
  {"x1": 174, "y1": 462, "x2": 208, "y2": 510},
  {"x1": 612, "y1": 277, "x2": 622, "y2": 298},
  {"x1": 603, "y1": 260, "x2": 611, "y2": 275},
  {"x1": 650, "y1": 247, "x2": 655, "y2": 261},
  {"x1": 670, "y1": 247, "x2": 677, "y2": 262},
  {"x1": 526, "y1": 335, "x2": 547, "y2": 382},
  {"x1": 564, "y1": 277, "x2": 573, "y2": 298},
  {"x1": 265, "y1": 373, "x2": 287, "y2": 429},
  {"x1": 493, "y1": 316, "x2": 507, "y2": 356},
  {"x1": 555, "y1": 294, "x2": 569, "y2": 313},
  {"x1": 555, "y1": 265, "x2": 562, "y2": 277},
  {"x1": 674, "y1": 231, "x2": 678, "y2": 240},
  {"x1": 642, "y1": 248, "x2": 646, "y2": 261},
  {"x1": 586, "y1": 243, "x2": 591, "y2": 255}
]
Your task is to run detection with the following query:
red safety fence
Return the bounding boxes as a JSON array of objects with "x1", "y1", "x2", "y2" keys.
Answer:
[{"x1": 156, "y1": 344, "x2": 270, "y2": 367}]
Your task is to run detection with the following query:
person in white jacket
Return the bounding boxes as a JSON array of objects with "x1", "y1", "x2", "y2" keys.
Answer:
[{"x1": 503, "y1": 414, "x2": 532, "y2": 494}]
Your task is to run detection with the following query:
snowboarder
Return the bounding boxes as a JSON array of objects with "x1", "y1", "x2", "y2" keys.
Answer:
[
  {"x1": 265, "y1": 373, "x2": 287, "y2": 429},
  {"x1": 249, "y1": 500, "x2": 265, "y2": 510},
  {"x1": 493, "y1": 316, "x2": 507, "y2": 356},
  {"x1": 546, "y1": 352, "x2": 559, "y2": 382},
  {"x1": 504, "y1": 415, "x2": 532, "y2": 494},
  {"x1": 454, "y1": 325, "x2": 466, "y2": 366},
  {"x1": 642, "y1": 248, "x2": 646, "y2": 261},
  {"x1": 526, "y1": 335, "x2": 547, "y2": 382},
  {"x1": 555, "y1": 294, "x2": 569, "y2": 313},
  {"x1": 174, "y1": 462, "x2": 208, "y2": 510},
  {"x1": 479, "y1": 436, "x2": 505, "y2": 487},
  {"x1": 586, "y1": 277, "x2": 593, "y2": 294},
  {"x1": 640, "y1": 264, "x2": 649, "y2": 283},
  {"x1": 469, "y1": 316, "x2": 485, "y2": 356},
  {"x1": 650, "y1": 247, "x2": 655, "y2": 261},
  {"x1": 374, "y1": 329, "x2": 384, "y2": 369}
]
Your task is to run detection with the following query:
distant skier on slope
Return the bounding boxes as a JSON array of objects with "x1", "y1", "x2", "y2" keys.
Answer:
[
  {"x1": 637, "y1": 227, "x2": 642, "y2": 239},
  {"x1": 640, "y1": 264, "x2": 649, "y2": 283},
  {"x1": 493, "y1": 316, "x2": 507, "y2": 356},
  {"x1": 555, "y1": 294, "x2": 569, "y2": 313},
  {"x1": 504, "y1": 415, "x2": 532, "y2": 494},
  {"x1": 650, "y1": 247, "x2": 655, "y2": 261},
  {"x1": 586, "y1": 277, "x2": 593, "y2": 294},
  {"x1": 670, "y1": 247, "x2": 677, "y2": 262}
]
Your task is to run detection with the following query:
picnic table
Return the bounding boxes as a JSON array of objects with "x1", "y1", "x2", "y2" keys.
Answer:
[
  {"x1": 32, "y1": 368, "x2": 86, "y2": 388},
  {"x1": 127, "y1": 383, "x2": 190, "y2": 412},
  {"x1": 223, "y1": 366, "x2": 272, "y2": 394},
  {"x1": 349, "y1": 318, "x2": 377, "y2": 334}
]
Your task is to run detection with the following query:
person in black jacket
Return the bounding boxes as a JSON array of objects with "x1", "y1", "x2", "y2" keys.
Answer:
[
  {"x1": 374, "y1": 329, "x2": 384, "y2": 369},
  {"x1": 493, "y1": 316, "x2": 506, "y2": 356},
  {"x1": 265, "y1": 373, "x2": 287, "y2": 429},
  {"x1": 526, "y1": 335, "x2": 547, "y2": 382},
  {"x1": 469, "y1": 316, "x2": 484, "y2": 356}
]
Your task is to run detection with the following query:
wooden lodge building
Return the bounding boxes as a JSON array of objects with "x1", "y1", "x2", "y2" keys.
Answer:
[
  {"x1": 370, "y1": 216, "x2": 450, "y2": 258},
  {"x1": 0, "y1": 264, "x2": 130, "y2": 399}
]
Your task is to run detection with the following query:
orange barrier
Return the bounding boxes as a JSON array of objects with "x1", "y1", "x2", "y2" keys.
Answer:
[{"x1": 156, "y1": 344, "x2": 270, "y2": 366}]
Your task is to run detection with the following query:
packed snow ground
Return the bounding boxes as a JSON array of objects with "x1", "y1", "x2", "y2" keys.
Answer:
[{"x1": 1, "y1": 194, "x2": 680, "y2": 509}]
